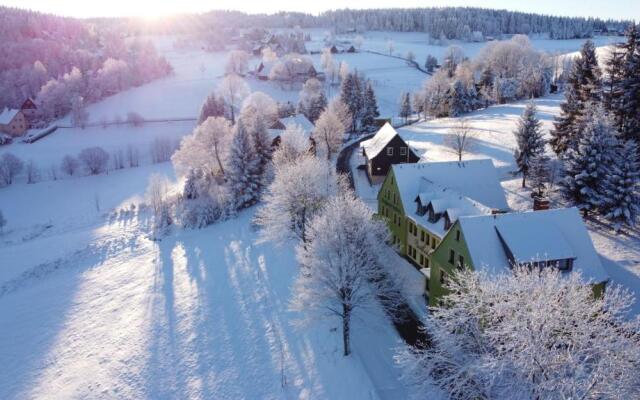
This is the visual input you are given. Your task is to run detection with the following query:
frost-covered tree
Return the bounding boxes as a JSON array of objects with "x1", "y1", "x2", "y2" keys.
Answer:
[
  {"x1": 226, "y1": 120, "x2": 262, "y2": 210},
  {"x1": 399, "y1": 92, "x2": 412, "y2": 122},
  {"x1": 78, "y1": 147, "x2": 109, "y2": 175},
  {"x1": 172, "y1": 116, "x2": 232, "y2": 178},
  {"x1": 514, "y1": 102, "x2": 546, "y2": 188},
  {"x1": 312, "y1": 107, "x2": 346, "y2": 160},
  {"x1": 60, "y1": 155, "x2": 79, "y2": 176},
  {"x1": 0, "y1": 153, "x2": 24, "y2": 185},
  {"x1": 298, "y1": 78, "x2": 327, "y2": 123},
  {"x1": 70, "y1": 95, "x2": 89, "y2": 128},
  {"x1": 198, "y1": 93, "x2": 227, "y2": 124},
  {"x1": 327, "y1": 98, "x2": 352, "y2": 132},
  {"x1": 612, "y1": 24, "x2": 640, "y2": 142},
  {"x1": 340, "y1": 71, "x2": 363, "y2": 131},
  {"x1": 442, "y1": 45, "x2": 464, "y2": 77},
  {"x1": 238, "y1": 104, "x2": 272, "y2": 187},
  {"x1": 255, "y1": 155, "x2": 344, "y2": 245},
  {"x1": 242, "y1": 92, "x2": 279, "y2": 127},
  {"x1": 218, "y1": 74, "x2": 250, "y2": 123},
  {"x1": 560, "y1": 105, "x2": 618, "y2": 215},
  {"x1": 291, "y1": 193, "x2": 391, "y2": 356},
  {"x1": 386, "y1": 40, "x2": 394, "y2": 55},
  {"x1": 398, "y1": 267, "x2": 640, "y2": 400},
  {"x1": 360, "y1": 81, "x2": 380, "y2": 131},
  {"x1": 225, "y1": 50, "x2": 250, "y2": 76},
  {"x1": 146, "y1": 173, "x2": 172, "y2": 239},
  {"x1": 272, "y1": 124, "x2": 311, "y2": 168},
  {"x1": 600, "y1": 140, "x2": 640, "y2": 231},
  {"x1": 444, "y1": 119, "x2": 476, "y2": 162}
]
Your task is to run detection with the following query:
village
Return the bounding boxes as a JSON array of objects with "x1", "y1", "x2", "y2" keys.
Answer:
[{"x1": 0, "y1": 5, "x2": 639, "y2": 400}]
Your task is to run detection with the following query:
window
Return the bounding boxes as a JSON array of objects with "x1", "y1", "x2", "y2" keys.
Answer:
[
  {"x1": 400, "y1": 147, "x2": 407, "y2": 156},
  {"x1": 408, "y1": 245, "x2": 413, "y2": 258},
  {"x1": 386, "y1": 147, "x2": 394, "y2": 156},
  {"x1": 419, "y1": 254, "x2": 424, "y2": 265},
  {"x1": 440, "y1": 269, "x2": 448, "y2": 285},
  {"x1": 425, "y1": 258, "x2": 430, "y2": 268},
  {"x1": 431, "y1": 237, "x2": 437, "y2": 249},
  {"x1": 458, "y1": 255, "x2": 465, "y2": 270},
  {"x1": 456, "y1": 230, "x2": 461, "y2": 241},
  {"x1": 420, "y1": 230, "x2": 425, "y2": 242},
  {"x1": 448, "y1": 249, "x2": 455, "y2": 264},
  {"x1": 413, "y1": 247, "x2": 417, "y2": 258}
]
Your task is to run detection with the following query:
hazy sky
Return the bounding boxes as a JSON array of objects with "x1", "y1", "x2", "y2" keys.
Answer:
[{"x1": 2, "y1": 0, "x2": 639, "y2": 20}]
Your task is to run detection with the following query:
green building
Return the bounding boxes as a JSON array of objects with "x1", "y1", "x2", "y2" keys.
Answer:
[
  {"x1": 377, "y1": 160, "x2": 509, "y2": 298},
  {"x1": 428, "y1": 208, "x2": 609, "y2": 306}
]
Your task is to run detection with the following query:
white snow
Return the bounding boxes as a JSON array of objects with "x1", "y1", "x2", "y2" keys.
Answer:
[{"x1": 0, "y1": 108, "x2": 20, "y2": 124}]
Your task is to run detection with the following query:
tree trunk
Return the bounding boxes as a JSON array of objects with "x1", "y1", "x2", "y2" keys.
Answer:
[
  {"x1": 214, "y1": 143, "x2": 225, "y2": 177},
  {"x1": 342, "y1": 303, "x2": 351, "y2": 356},
  {"x1": 522, "y1": 174, "x2": 526, "y2": 188},
  {"x1": 458, "y1": 152, "x2": 462, "y2": 162}
]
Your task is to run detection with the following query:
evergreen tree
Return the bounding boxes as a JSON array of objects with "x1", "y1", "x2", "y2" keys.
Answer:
[
  {"x1": 399, "y1": 92, "x2": 412, "y2": 122},
  {"x1": 618, "y1": 24, "x2": 640, "y2": 142},
  {"x1": 551, "y1": 40, "x2": 602, "y2": 155},
  {"x1": 226, "y1": 120, "x2": 262, "y2": 210},
  {"x1": 514, "y1": 102, "x2": 547, "y2": 188},
  {"x1": 360, "y1": 81, "x2": 379, "y2": 131},
  {"x1": 600, "y1": 140, "x2": 640, "y2": 231},
  {"x1": 446, "y1": 80, "x2": 470, "y2": 117},
  {"x1": 603, "y1": 49, "x2": 625, "y2": 116},
  {"x1": 560, "y1": 105, "x2": 618, "y2": 215},
  {"x1": 198, "y1": 93, "x2": 227, "y2": 124},
  {"x1": 528, "y1": 154, "x2": 551, "y2": 197},
  {"x1": 340, "y1": 71, "x2": 363, "y2": 131},
  {"x1": 424, "y1": 54, "x2": 438, "y2": 73}
]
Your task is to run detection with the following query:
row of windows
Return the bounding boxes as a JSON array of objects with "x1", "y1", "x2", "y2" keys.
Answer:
[
  {"x1": 386, "y1": 146, "x2": 408, "y2": 156},
  {"x1": 407, "y1": 245, "x2": 430, "y2": 268},
  {"x1": 385, "y1": 189, "x2": 398, "y2": 205},
  {"x1": 408, "y1": 220, "x2": 439, "y2": 249},
  {"x1": 448, "y1": 249, "x2": 465, "y2": 270}
]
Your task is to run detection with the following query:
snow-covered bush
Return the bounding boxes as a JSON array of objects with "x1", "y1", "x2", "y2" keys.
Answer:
[
  {"x1": 0, "y1": 152, "x2": 24, "y2": 185},
  {"x1": 78, "y1": 147, "x2": 109, "y2": 175},
  {"x1": 272, "y1": 124, "x2": 312, "y2": 168},
  {"x1": 0, "y1": 133, "x2": 12, "y2": 146},
  {"x1": 61, "y1": 155, "x2": 79, "y2": 176},
  {"x1": 398, "y1": 267, "x2": 640, "y2": 400}
]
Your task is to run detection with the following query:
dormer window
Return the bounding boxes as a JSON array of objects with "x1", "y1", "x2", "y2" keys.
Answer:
[
  {"x1": 444, "y1": 214, "x2": 452, "y2": 230},
  {"x1": 387, "y1": 147, "x2": 394, "y2": 156}
]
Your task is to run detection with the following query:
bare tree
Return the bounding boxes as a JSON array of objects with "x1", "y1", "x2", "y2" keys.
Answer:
[
  {"x1": 78, "y1": 147, "x2": 109, "y2": 175},
  {"x1": 444, "y1": 119, "x2": 476, "y2": 162},
  {"x1": 225, "y1": 50, "x2": 250, "y2": 76},
  {"x1": 61, "y1": 155, "x2": 79, "y2": 176},
  {"x1": 218, "y1": 74, "x2": 250, "y2": 124},
  {"x1": 150, "y1": 137, "x2": 177, "y2": 164},
  {"x1": 49, "y1": 163, "x2": 58, "y2": 181},
  {"x1": 386, "y1": 40, "x2": 395, "y2": 55},
  {"x1": 0, "y1": 153, "x2": 24, "y2": 185},
  {"x1": 113, "y1": 149, "x2": 125, "y2": 170},
  {"x1": 126, "y1": 145, "x2": 139, "y2": 168},
  {"x1": 25, "y1": 160, "x2": 39, "y2": 184}
]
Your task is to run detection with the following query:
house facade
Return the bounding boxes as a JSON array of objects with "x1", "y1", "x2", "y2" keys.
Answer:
[
  {"x1": 378, "y1": 160, "x2": 509, "y2": 296},
  {"x1": 0, "y1": 108, "x2": 28, "y2": 136},
  {"x1": 361, "y1": 123, "x2": 419, "y2": 178},
  {"x1": 428, "y1": 208, "x2": 609, "y2": 306}
]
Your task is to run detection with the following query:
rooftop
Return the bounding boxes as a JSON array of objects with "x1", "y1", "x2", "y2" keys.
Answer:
[
  {"x1": 361, "y1": 122, "x2": 401, "y2": 159},
  {"x1": 458, "y1": 208, "x2": 608, "y2": 283},
  {"x1": 0, "y1": 108, "x2": 20, "y2": 125}
]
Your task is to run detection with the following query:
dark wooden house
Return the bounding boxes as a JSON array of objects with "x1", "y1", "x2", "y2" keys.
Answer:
[{"x1": 361, "y1": 122, "x2": 420, "y2": 178}]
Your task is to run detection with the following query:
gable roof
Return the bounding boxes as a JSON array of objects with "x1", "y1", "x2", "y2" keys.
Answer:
[
  {"x1": 392, "y1": 159, "x2": 509, "y2": 214},
  {"x1": 458, "y1": 208, "x2": 608, "y2": 283},
  {"x1": 268, "y1": 114, "x2": 314, "y2": 140},
  {"x1": 361, "y1": 123, "x2": 406, "y2": 159},
  {"x1": 0, "y1": 108, "x2": 20, "y2": 125}
]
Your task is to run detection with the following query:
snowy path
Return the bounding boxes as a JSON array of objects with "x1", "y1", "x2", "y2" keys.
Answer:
[{"x1": 0, "y1": 209, "x2": 408, "y2": 399}]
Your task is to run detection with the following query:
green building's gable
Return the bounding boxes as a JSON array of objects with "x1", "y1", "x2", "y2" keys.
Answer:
[{"x1": 428, "y1": 221, "x2": 473, "y2": 306}]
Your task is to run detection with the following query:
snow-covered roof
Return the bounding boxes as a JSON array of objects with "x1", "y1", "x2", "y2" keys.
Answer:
[
  {"x1": 411, "y1": 181, "x2": 493, "y2": 237},
  {"x1": 279, "y1": 114, "x2": 314, "y2": 132},
  {"x1": 392, "y1": 160, "x2": 509, "y2": 214},
  {"x1": 458, "y1": 208, "x2": 608, "y2": 283},
  {"x1": 361, "y1": 123, "x2": 400, "y2": 158},
  {"x1": 0, "y1": 108, "x2": 20, "y2": 124}
]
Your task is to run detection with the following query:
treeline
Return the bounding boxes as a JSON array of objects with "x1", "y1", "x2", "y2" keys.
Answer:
[
  {"x1": 90, "y1": 7, "x2": 630, "y2": 41},
  {"x1": 0, "y1": 7, "x2": 171, "y2": 123}
]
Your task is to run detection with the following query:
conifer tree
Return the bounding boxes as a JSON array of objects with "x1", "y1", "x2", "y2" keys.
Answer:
[
  {"x1": 528, "y1": 154, "x2": 551, "y2": 197},
  {"x1": 560, "y1": 105, "x2": 618, "y2": 215},
  {"x1": 340, "y1": 71, "x2": 363, "y2": 131},
  {"x1": 360, "y1": 81, "x2": 379, "y2": 131},
  {"x1": 514, "y1": 102, "x2": 547, "y2": 188},
  {"x1": 226, "y1": 120, "x2": 262, "y2": 210},
  {"x1": 551, "y1": 40, "x2": 602, "y2": 154},
  {"x1": 600, "y1": 140, "x2": 640, "y2": 231},
  {"x1": 198, "y1": 93, "x2": 227, "y2": 124},
  {"x1": 399, "y1": 92, "x2": 412, "y2": 122},
  {"x1": 618, "y1": 24, "x2": 640, "y2": 142}
]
